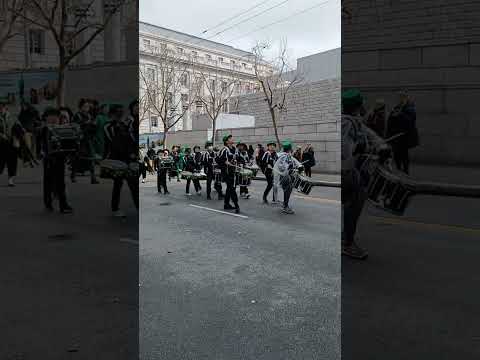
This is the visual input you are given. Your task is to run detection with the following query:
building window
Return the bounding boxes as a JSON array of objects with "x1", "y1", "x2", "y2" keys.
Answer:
[
  {"x1": 242, "y1": 63, "x2": 247, "y2": 68},
  {"x1": 143, "y1": 39, "x2": 150, "y2": 46},
  {"x1": 180, "y1": 73, "x2": 188, "y2": 87},
  {"x1": 191, "y1": 50, "x2": 197, "y2": 58},
  {"x1": 218, "y1": 57, "x2": 224, "y2": 63},
  {"x1": 210, "y1": 79, "x2": 215, "y2": 90},
  {"x1": 222, "y1": 101, "x2": 228, "y2": 113},
  {"x1": 177, "y1": 47, "x2": 184, "y2": 54},
  {"x1": 29, "y1": 29, "x2": 45, "y2": 54},
  {"x1": 231, "y1": 60, "x2": 236, "y2": 65},
  {"x1": 221, "y1": 81, "x2": 227, "y2": 91},
  {"x1": 150, "y1": 116, "x2": 158, "y2": 127},
  {"x1": 146, "y1": 68, "x2": 155, "y2": 82},
  {"x1": 206, "y1": 54, "x2": 212, "y2": 60},
  {"x1": 181, "y1": 94, "x2": 188, "y2": 109}
]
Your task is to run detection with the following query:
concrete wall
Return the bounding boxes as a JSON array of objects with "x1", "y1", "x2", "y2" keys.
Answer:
[
  {"x1": 227, "y1": 79, "x2": 341, "y2": 173},
  {"x1": 342, "y1": 1, "x2": 480, "y2": 165}
]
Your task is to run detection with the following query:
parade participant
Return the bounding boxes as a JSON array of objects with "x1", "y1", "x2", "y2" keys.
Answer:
[
  {"x1": 202, "y1": 140, "x2": 223, "y2": 200},
  {"x1": 273, "y1": 140, "x2": 303, "y2": 214},
  {"x1": 94, "y1": 104, "x2": 109, "y2": 158},
  {"x1": 41, "y1": 107, "x2": 73, "y2": 213},
  {"x1": 18, "y1": 102, "x2": 39, "y2": 165},
  {"x1": 72, "y1": 98, "x2": 98, "y2": 184},
  {"x1": 261, "y1": 141, "x2": 278, "y2": 204},
  {"x1": 157, "y1": 149, "x2": 171, "y2": 194},
  {"x1": 236, "y1": 142, "x2": 251, "y2": 199},
  {"x1": 386, "y1": 90, "x2": 419, "y2": 174},
  {"x1": 104, "y1": 104, "x2": 139, "y2": 217},
  {"x1": 217, "y1": 134, "x2": 240, "y2": 213},
  {"x1": 170, "y1": 145, "x2": 181, "y2": 182},
  {"x1": 342, "y1": 89, "x2": 389, "y2": 259},
  {"x1": 302, "y1": 144, "x2": 316, "y2": 178},
  {"x1": 183, "y1": 147, "x2": 201, "y2": 196},
  {"x1": 139, "y1": 145, "x2": 147, "y2": 183},
  {"x1": 146, "y1": 144, "x2": 156, "y2": 174},
  {"x1": 0, "y1": 100, "x2": 22, "y2": 187}
]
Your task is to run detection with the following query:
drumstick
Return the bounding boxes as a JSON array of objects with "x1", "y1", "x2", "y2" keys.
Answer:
[{"x1": 384, "y1": 132, "x2": 405, "y2": 143}]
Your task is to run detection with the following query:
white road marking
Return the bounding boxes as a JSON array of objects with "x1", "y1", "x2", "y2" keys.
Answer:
[
  {"x1": 119, "y1": 237, "x2": 139, "y2": 245},
  {"x1": 189, "y1": 204, "x2": 249, "y2": 219}
]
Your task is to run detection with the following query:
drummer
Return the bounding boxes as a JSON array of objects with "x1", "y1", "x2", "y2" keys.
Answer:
[
  {"x1": 261, "y1": 141, "x2": 278, "y2": 204},
  {"x1": 157, "y1": 148, "x2": 171, "y2": 195},
  {"x1": 40, "y1": 107, "x2": 73, "y2": 213},
  {"x1": 236, "y1": 141, "x2": 251, "y2": 199},
  {"x1": 202, "y1": 140, "x2": 223, "y2": 200},
  {"x1": 183, "y1": 147, "x2": 201, "y2": 196},
  {"x1": 273, "y1": 140, "x2": 303, "y2": 214},
  {"x1": 217, "y1": 134, "x2": 240, "y2": 213}
]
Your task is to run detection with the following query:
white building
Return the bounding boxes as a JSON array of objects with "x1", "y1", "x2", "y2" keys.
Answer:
[
  {"x1": 139, "y1": 22, "x2": 272, "y2": 135},
  {"x1": 0, "y1": 0, "x2": 137, "y2": 70}
]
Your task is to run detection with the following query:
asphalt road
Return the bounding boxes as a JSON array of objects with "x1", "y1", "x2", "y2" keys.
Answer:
[
  {"x1": 140, "y1": 175, "x2": 341, "y2": 360},
  {"x1": 0, "y1": 167, "x2": 138, "y2": 360},
  {"x1": 342, "y1": 165, "x2": 480, "y2": 360}
]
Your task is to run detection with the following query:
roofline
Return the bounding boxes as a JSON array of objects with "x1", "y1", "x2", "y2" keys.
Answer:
[{"x1": 139, "y1": 21, "x2": 254, "y2": 57}]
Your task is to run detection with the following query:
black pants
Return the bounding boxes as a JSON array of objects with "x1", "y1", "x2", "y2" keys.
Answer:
[
  {"x1": 206, "y1": 172, "x2": 223, "y2": 198},
  {"x1": 112, "y1": 176, "x2": 139, "y2": 211},
  {"x1": 157, "y1": 169, "x2": 168, "y2": 193},
  {"x1": 393, "y1": 146, "x2": 410, "y2": 174},
  {"x1": 342, "y1": 170, "x2": 367, "y2": 245},
  {"x1": 224, "y1": 174, "x2": 238, "y2": 207},
  {"x1": 263, "y1": 171, "x2": 276, "y2": 201},
  {"x1": 139, "y1": 162, "x2": 147, "y2": 179},
  {"x1": 0, "y1": 142, "x2": 18, "y2": 178},
  {"x1": 240, "y1": 185, "x2": 249, "y2": 196},
  {"x1": 71, "y1": 157, "x2": 96, "y2": 182},
  {"x1": 186, "y1": 178, "x2": 201, "y2": 194},
  {"x1": 305, "y1": 166, "x2": 312, "y2": 177},
  {"x1": 43, "y1": 156, "x2": 68, "y2": 209}
]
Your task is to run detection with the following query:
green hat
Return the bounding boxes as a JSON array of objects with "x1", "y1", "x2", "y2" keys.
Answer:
[
  {"x1": 282, "y1": 140, "x2": 293, "y2": 151},
  {"x1": 342, "y1": 89, "x2": 363, "y2": 108},
  {"x1": 222, "y1": 134, "x2": 232, "y2": 143},
  {"x1": 205, "y1": 140, "x2": 213, "y2": 148}
]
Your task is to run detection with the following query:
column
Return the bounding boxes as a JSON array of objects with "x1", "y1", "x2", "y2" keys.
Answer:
[{"x1": 103, "y1": 0, "x2": 121, "y2": 62}]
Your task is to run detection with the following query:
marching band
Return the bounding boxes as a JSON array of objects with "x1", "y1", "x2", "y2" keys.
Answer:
[{"x1": 147, "y1": 133, "x2": 312, "y2": 215}]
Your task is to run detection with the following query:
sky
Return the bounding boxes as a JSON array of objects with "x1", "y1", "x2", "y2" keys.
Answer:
[{"x1": 139, "y1": 0, "x2": 341, "y2": 66}]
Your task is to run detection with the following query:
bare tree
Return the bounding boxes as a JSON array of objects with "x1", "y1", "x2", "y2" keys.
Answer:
[
  {"x1": 139, "y1": 45, "x2": 196, "y2": 147},
  {"x1": 0, "y1": 0, "x2": 25, "y2": 54},
  {"x1": 193, "y1": 64, "x2": 241, "y2": 147},
  {"x1": 252, "y1": 41, "x2": 303, "y2": 147},
  {"x1": 17, "y1": 0, "x2": 130, "y2": 106}
]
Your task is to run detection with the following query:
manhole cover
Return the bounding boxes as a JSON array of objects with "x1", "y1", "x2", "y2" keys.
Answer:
[{"x1": 159, "y1": 202, "x2": 171, "y2": 206}]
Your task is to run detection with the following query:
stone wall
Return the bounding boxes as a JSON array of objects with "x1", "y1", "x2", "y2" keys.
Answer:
[
  {"x1": 342, "y1": 1, "x2": 480, "y2": 165},
  {"x1": 227, "y1": 79, "x2": 341, "y2": 173}
]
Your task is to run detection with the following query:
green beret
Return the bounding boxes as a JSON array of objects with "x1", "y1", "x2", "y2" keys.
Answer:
[
  {"x1": 282, "y1": 140, "x2": 292, "y2": 151},
  {"x1": 266, "y1": 140, "x2": 276, "y2": 146},
  {"x1": 205, "y1": 141, "x2": 213, "y2": 148},
  {"x1": 222, "y1": 134, "x2": 232, "y2": 143},
  {"x1": 342, "y1": 89, "x2": 363, "y2": 108}
]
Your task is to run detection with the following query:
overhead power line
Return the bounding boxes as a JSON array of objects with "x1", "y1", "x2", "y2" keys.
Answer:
[
  {"x1": 200, "y1": 0, "x2": 273, "y2": 35},
  {"x1": 206, "y1": 0, "x2": 291, "y2": 40},
  {"x1": 226, "y1": 1, "x2": 330, "y2": 43}
]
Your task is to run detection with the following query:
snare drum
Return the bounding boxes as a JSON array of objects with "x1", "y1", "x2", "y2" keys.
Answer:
[
  {"x1": 293, "y1": 174, "x2": 314, "y2": 195},
  {"x1": 245, "y1": 164, "x2": 259, "y2": 177},
  {"x1": 367, "y1": 166, "x2": 413, "y2": 215},
  {"x1": 46, "y1": 125, "x2": 80, "y2": 154},
  {"x1": 236, "y1": 168, "x2": 253, "y2": 186},
  {"x1": 192, "y1": 171, "x2": 207, "y2": 181},
  {"x1": 181, "y1": 171, "x2": 193, "y2": 180},
  {"x1": 100, "y1": 159, "x2": 128, "y2": 179},
  {"x1": 159, "y1": 160, "x2": 173, "y2": 170}
]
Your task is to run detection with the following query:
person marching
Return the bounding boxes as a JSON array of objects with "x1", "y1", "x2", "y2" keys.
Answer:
[
  {"x1": 170, "y1": 145, "x2": 181, "y2": 182},
  {"x1": 236, "y1": 142, "x2": 251, "y2": 199},
  {"x1": 0, "y1": 100, "x2": 23, "y2": 187},
  {"x1": 193, "y1": 145, "x2": 203, "y2": 192},
  {"x1": 217, "y1": 134, "x2": 240, "y2": 213},
  {"x1": 261, "y1": 141, "x2": 278, "y2": 204},
  {"x1": 202, "y1": 140, "x2": 223, "y2": 200},
  {"x1": 342, "y1": 89, "x2": 390, "y2": 259},
  {"x1": 183, "y1": 147, "x2": 201, "y2": 196},
  {"x1": 104, "y1": 103, "x2": 139, "y2": 217},
  {"x1": 273, "y1": 141, "x2": 303, "y2": 214},
  {"x1": 40, "y1": 107, "x2": 73, "y2": 213},
  {"x1": 139, "y1": 145, "x2": 147, "y2": 183},
  {"x1": 157, "y1": 149, "x2": 171, "y2": 195}
]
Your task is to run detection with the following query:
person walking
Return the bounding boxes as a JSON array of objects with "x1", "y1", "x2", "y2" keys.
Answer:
[
  {"x1": 0, "y1": 101, "x2": 21, "y2": 187},
  {"x1": 302, "y1": 144, "x2": 316, "y2": 177}
]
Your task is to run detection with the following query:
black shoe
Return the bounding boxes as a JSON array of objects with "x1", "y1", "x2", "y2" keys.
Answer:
[
  {"x1": 207, "y1": 195, "x2": 212, "y2": 200},
  {"x1": 45, "y1": 204, "x2": 54, "y2": 212},
  {"x1": 235, "y1": 206, "x2": 240, "y2": 214},
  {"x1": 91, "y1": 179, "x2": 99, "y2": 184},
  {"x1": 164, "y1": 191, "x2": 170, "y2": 195},
  {"x1": 224, "y1": 204, "x2": 235, "y2": 210},
  {"x1": 60, "y1": 205, "x2": 73, "y2": 214},
  {"x1": 218, "y1": 195, "x2": 225, "y2": 200},
  {"x1": 71, "y1": 178, "x2": 77, "y2": 183},
  {"x1": 263, "y1": 198, "x2": 268, "y2": 204}
]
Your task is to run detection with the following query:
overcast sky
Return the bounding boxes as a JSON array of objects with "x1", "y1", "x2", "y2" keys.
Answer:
[{"x1": 139, "y1": 0, "x2": 340, "y2": 66}]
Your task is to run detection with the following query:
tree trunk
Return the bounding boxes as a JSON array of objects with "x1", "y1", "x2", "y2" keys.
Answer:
[
  {"x1": 162, "y1": 125, "x2": 168, "y2": 148},
  {"x1": 57, "y1": 54, "x2": 66, "y2": 107},
  {"x1": 270, "y1": 108, "x2": 281, "y2": 147},
  {"x1": 212, "y1": 117, "x2": 217, "y2": 147}
]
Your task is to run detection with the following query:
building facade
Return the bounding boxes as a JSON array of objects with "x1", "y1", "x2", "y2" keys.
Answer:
[
  {"x1": 0, "y1": 0, "x2": 137, "y2": 70},
  {"x1": 139, "y1": 22, "x2": 272, "y2": 134}
]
